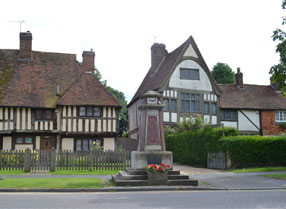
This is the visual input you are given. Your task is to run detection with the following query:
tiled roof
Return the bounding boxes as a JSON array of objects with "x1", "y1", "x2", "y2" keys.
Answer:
[
  {"x1": 0, "y1": 49, "x2": 120, "y2": 108},
  {"x1": 219, "y1": 84, "x2": 286, "y2": 110},
  {"x1": 128, "y1": 36, "x2": 220, "y2": 107},
  {"x1": 58, "y1": 72, "x2": 121, "y2": 106}
]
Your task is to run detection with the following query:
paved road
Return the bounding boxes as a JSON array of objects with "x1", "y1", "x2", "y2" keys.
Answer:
[{"x1": 0, "y1": 190, "x2": 286, "y2": 209}]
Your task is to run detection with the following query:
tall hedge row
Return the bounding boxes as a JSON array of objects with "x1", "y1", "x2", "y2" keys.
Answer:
[
  {"x1": 165, "y1": 126, "x2": 239, "y2": 167},
  {"x1": 220, "y1": 135, "x2": 286, "y2": 168}
]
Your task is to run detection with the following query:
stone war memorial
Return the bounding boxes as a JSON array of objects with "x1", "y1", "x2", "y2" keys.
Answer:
[{"x1": 113, "y1": 91, "x2": 198, "y2": 186}]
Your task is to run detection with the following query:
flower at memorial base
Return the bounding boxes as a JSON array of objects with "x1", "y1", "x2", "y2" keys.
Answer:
[{"x1": 146, "y1": 164, "x2": 171, "y2": 173}]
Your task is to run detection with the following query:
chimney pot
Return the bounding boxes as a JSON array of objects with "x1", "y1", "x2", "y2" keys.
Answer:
[
  {"x1": 235, "y1": 67, "x2": 243, "y2": 88},
  {"x1": 151, "y1": 43, "x2": 167, "y2": 68},
  {"x1": 19, "y1": 31, "x2": 32, "y2": 59}
]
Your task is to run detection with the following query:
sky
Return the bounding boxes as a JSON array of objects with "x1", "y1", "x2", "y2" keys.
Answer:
[{"x1": 0, "y1": 0, "x2": 285, "y2": 102}]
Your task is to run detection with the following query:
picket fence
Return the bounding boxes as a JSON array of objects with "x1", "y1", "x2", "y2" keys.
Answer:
[{"x1": 0, "y1": 149, "x2": 130, "y2": 171}]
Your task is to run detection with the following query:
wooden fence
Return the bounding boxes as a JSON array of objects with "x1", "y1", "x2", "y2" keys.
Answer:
[{"x1": 0, "y1": 149, "x2": 130, "y2": 171}]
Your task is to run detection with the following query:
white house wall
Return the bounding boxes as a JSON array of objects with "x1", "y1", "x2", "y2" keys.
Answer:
[
  {"x1": 128, "y1": 99, "x2": 141, "y2": 140},
  {"x1": 60, "y1": 106, "x2": 117, "y2": 133},
  {"x1": 238, "y1": 110, "x2": 260, "y2": 131},
  {"x1": 169, "y1": 60, "x2": 213, "y2": 91},
  {"x1": 222, "y1": 121, "x2": 238, "y2": 129}
]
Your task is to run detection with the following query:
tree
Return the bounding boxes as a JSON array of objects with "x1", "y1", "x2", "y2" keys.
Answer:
[
  {"x1": 93, "y1": 67, "x2": 128, "y2": 136},
  {"x1": 211, "y1": 62, "x2": 235, "y2": 84},
  {"x1": 269, "y1": 0, "x2": 286, "y2": 96},
  {"x1": 105, "y1": 85, "x2": 128, "y2": 136}
]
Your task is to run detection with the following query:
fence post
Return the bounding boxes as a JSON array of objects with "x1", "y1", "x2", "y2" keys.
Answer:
[
  {"x1": 24, "y1": 148, "x2": 31, "y2": 172},
  {"x1": 226, "y1": 150, "x2": 232, "y2": 169},
  {"x1": 50, "y1": 148, "x2": 56, "y2": 172}
]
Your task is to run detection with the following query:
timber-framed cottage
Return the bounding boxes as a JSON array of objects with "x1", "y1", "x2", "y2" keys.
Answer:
[
  {"x1": 0, "y1": 32, "x2": 121, "y2": 151},
  {"x1": 128, "y1": 36, "x2": 286, "y2": 138}
]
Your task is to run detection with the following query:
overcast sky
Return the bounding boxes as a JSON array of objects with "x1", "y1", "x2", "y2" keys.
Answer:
[{"x1": 0, "y1": 0, "x2": 284, "y2": 102}]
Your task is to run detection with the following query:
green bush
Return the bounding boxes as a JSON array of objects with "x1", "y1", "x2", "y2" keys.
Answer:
[
  {"x1": 165, "y1": 126, "x2": 238, "y2": 167},
  {"x1": 219, "y1": 135, "x2": 286, "y2": 168}
]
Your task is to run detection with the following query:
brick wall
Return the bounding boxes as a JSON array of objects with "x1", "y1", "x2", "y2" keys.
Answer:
[{"x1": 261, "y1": 111, "x2": 285, "y2": 135}]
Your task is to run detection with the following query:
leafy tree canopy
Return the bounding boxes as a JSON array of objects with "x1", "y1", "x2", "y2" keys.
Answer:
[
  {"x1": 270, "y1": 0, "x2": 286, "y2": 96},
  {"x1": 94, "y1": 67, "x2": 128, "y2": 136},
  {"x1": 211, "y1": 62, "x2": 235, "y2": 84}
]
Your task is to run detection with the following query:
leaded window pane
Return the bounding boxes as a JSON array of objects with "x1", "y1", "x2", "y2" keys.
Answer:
[
  {"x1": 94, "y1": 107, "x2": 101, "y2": 117},
  {"x1": 79, "y1": 107, "x2": 86, "y2": 116},
  {"x1": 87, "y1": 107, "x2": 93, "y2": 116},
  {"x1": 16, "y1": 137, "x2": 24, "y2": 144},
  {"x1": 163, "y1": 99, "x2": 169, "y2": 111},
  {"x1": 25, "y1": 137, "x2": 32, "y2": 144},
  {"x1": 171, "y1": 100, "x2": 177, "y2": 111},
  {"x1": 204, "y1": 103, "x2": 209, "y2": 114},
  {"x1": 211, "y1": 103, "x2": 217, "y2": 114},
  {"x1": 82, "y1": 139, "x2": 89, "y2": 151},
  {"x1": 76, "y1": 140, "x2": 82, "y2": 151}
]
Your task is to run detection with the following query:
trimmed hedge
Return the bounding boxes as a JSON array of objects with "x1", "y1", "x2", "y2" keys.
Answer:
[
  {"x1": 165, "y1": 126, "x2": 238, "y2": 167},
  {"x1": 219, "y1": 135, "x2": 286, "y2": 168}
]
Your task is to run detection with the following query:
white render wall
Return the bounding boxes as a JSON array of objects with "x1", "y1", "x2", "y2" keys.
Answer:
[
  {"x1": 3, "y1": 136, "x2": 12, "y2": 150},
  {"x1": 62, "y1": 138, "x2": 74, "y2": 151},
  {"x1": 169, "y1": 60, "x2": 213, "y2": 91},
  {"x1": 238, "y1": 110, "x2": 260, "y2": 131},
  {"x1": 104, "y1": 138, "x2": 115, "y2": 151},
  {"x1": 221, "y1": 121, "x2": 238, "y2": 129}
]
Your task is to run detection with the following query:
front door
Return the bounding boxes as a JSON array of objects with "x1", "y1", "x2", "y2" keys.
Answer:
[{"x1": 40, "y1": 138, "x2": 54, "y2": 150}]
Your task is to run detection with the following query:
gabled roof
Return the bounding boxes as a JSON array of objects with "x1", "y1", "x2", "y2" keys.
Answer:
[
  {"x1": 0, "y1": 49, "x2": 121, "y2": 108},
  {"x1": 219, "y1": 84, "x2": 286, "y2": 110},
  {"x1": 58, "y1": 72, "x2": 121, "y2": 107},
  {"x1": 0, "y1": 49, "x2": 84, "y2": 108},
  {"x1": 128, "y1": 36, "x2": 220, "y2": 107}
]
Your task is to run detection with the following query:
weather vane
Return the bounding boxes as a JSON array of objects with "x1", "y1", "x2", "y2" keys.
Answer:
[
  {"x1": 152, "y1": 34, "x2": 160, "y2": 43},
  {"x1": 9, "y1": 20, "x2": 25, "y2": 32}
]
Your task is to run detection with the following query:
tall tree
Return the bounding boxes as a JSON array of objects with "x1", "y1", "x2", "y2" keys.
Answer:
[
  {"x1": 211, "y1": 62, "x2": 235, "y2": 84},
  {"x1": 93, "y1": 67, "x2": 128, "y2": 136},
  {"x1": 269, "y1": 0, "x2": 286, "y2": 96}
]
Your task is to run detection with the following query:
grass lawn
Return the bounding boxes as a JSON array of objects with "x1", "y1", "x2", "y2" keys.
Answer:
[
  {"x1": 230, "y1": 167, "x2": 286, "y2": 173},
  {"x1": 51, "y1": 169, "x2": 120, "y2": 175},
  {"x1": 263, "y1": 174, "x2": 286, "y2": 179},
  {"x1": 0, "y1": 178, "x2": 104, "y2": 188},
  {"x1": 0, "y1": 169, "x2": 120, "y2": 175},
  {"x1": 0, "y1": 170, "x2": 26, "y2": 175}
]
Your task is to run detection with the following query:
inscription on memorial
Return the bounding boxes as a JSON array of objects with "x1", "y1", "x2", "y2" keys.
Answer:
[
  {"x1": 146, "y1": 115, "x2": 159, "y2": 145},
  {"x1": 147, "y1": 155, "x2": 162, "y2": 165}
]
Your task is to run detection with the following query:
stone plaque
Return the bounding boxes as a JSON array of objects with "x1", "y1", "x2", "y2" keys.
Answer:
[
  {"x1": 146, "y1": 115, "x2": 160, "y2": 145},
  {"x1": 147, "y1": 155, "x2": 162, "y2": 165}
]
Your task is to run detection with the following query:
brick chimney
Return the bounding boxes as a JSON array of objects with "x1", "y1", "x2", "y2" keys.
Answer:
[
  {"x1": 235, "y1": 67, "x2": 243, "y2": 88},
  {"x1": 270, "y1": 76, "x2": 280, "y2": 91},
  {"x1": 151, "y1": 43, "x2": 167, "y2": 68},
  {"x1": 82, "y1": 49, "x2": 95, "y2": 73},
  {"x1": 19, "y1": 31, "x2": 32, "y2": 59}
]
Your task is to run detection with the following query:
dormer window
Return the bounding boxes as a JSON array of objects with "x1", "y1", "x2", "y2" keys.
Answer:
[{"x1": 180, "y1": 68, "x2": 199, "y2": 80}]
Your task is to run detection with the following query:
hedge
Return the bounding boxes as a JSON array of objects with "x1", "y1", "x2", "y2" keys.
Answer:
[
  {"x1": 165, "y1": 126, "x2": 239, "y2": 167},
  {"x1": 219, "y1": 135, "x2": 286, "y2": 168}
]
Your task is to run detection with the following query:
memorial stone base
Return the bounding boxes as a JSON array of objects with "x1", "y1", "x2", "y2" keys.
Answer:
[{"x1": 131, "y1": 151, "x2": 173, "y2": 170}]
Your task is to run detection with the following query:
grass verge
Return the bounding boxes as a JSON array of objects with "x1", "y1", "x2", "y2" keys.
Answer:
[
  {"x1": 0, "y1": 170, "x2": 120, "y2": 175},
  {"x1": 0, "y1": 178, "x2": 104, "y2": 188},
  {"x1": 0, "y1": 170, "x2": 26, "y2": 175},
  {"x1": 263, "y1": 174, "x2": 286, "y2": 179},
  {"x1": 51, "y1": 169, "x2": 119, "y2": 175},
  {"x1": 230, "y1": 167, "x2": 286, "y2": 173}
]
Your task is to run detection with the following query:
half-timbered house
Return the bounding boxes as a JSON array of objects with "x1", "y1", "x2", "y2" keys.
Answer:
[
  {"x1": 128, "y1": 36, "x2": 286, "y2": 138},
  {"x1": 0, "y1": 32, "x2": 121, "y2": 151},
  {"x1": 219, "y1": 68, "x2": 286, "y2": 135},
  {"x1": 128, "y1": 36, "x2": 221, "y2": 140}
]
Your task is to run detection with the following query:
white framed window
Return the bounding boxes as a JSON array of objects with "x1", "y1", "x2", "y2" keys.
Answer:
[{"x1": 275, "y1": 111, "x2": 286, "y2": 122}]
